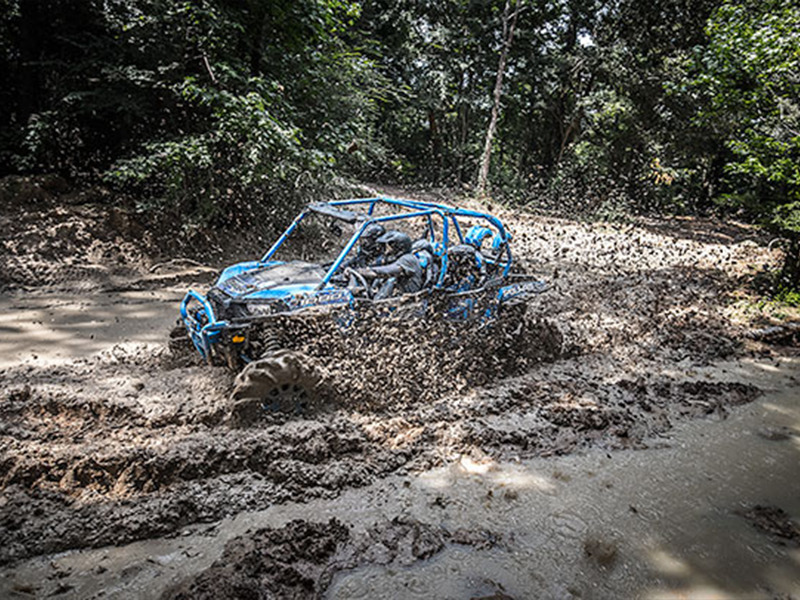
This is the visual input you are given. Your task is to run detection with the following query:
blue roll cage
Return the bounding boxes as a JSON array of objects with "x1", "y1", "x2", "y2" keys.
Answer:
[{"x1": 261, "y1": 197, "x2": 513, "y2": 289}]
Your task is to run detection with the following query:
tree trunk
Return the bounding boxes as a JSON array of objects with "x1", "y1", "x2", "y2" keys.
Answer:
[
  {"x1": 476, "y1": 0, "x2": 520, "y2": 196},
  {"x1": 428, "y1": 108, "x2": 442, "y2": 181},
  {"x1": 556, "y1": 111, "x2": 581, "y2": 165}
]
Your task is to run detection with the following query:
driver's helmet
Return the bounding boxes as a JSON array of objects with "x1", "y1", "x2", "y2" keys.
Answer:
[
  {"x1": 377, "y1": 230, "x2": 412, "y2": 261},
  {"x1": 360, "y1": 223, "x2": 386, "y2": 251},
  {"x1": 411, "y1": 239, "x2": 435, "y2": 255}
]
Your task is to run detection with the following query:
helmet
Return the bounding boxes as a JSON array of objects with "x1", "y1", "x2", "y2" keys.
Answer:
[
  {"x1": 360, "y1": 223, "x2": 386, "y2": 248},
  {"x1": 411, "y1": 239, "x2": 434, "y2": 254},
  {"x1": 377, "y1": 230, "x2": 412, "y2": 259}
]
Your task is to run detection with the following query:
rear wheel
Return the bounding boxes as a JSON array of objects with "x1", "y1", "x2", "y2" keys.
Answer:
[
  {"x1": 228, "y1": 350, "x2": 320, "y2": 426},
  {"x1": 493, "y1": 301, "x2": 563, "y2": 367}
]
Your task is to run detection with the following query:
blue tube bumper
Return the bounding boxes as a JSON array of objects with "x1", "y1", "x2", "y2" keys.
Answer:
[{"x1": 180, "y1": 290, "x2": 228, "y2": 361}]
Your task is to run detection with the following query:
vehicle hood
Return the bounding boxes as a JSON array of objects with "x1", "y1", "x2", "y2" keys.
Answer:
[{"x1": 215, "y1": 261, "x2": 325, "y2": 299}]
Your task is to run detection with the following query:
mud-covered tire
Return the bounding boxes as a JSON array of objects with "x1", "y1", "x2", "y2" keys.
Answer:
[
  {"x1": 494, "y1": 302, "x2": 563, "y2": 367},
  {"x1": 502, "y1": 300, "x2": 527, "y2": 325},
  {"x1": 228, "y1": 350, "x2": 320, "y2": 426},
  {"x1": 168, "y1": 322, "x2": 193, "y2": 354}
]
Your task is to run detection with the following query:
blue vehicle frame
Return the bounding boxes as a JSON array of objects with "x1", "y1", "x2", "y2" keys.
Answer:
[{"x1": 179, "y1": 197, "x2": 546, "y2": 365}]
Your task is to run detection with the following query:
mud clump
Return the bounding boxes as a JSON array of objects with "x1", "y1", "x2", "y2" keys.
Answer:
[
  {"x1": 583, "y1": 535, "x2": 619, "y2": 568},
  {"x1": 243, "y1": 302, "x2": 562, "y2": 412},
  {"x1": 163, "y1": 517, "x2": 498, "y2": 600},
  {"x1": 738, "y1": 505, "x2": 800, "y2": 546},
  {"x1": 163, "y1": 519, "x2": 349, "y2": 600},
  {"x1": 461, "y1": 372, "x2": 760, "y2": 457}
]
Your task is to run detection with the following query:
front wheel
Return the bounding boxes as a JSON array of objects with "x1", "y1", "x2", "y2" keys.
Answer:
[
  {"x1": 168, "y1": 322, "x2": 192, "y2": 354},
  {"x1": 227, "y1": 350, "x2": 320, "y2": 426}
]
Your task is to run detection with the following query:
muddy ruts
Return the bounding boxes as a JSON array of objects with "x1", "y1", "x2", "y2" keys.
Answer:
[
  {"x1": 0, "y1": 413, "x2": 404, "y2": 566},
  {"x1": 162, "y1": 517, "x2": 500, "y2": 600},
  {"x1": 0, "y1": 349, "x2": 760, "y2": 565}
]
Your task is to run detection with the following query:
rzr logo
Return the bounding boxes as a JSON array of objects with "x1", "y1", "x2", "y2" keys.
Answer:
[{"x1": 287, "y1": 289, "x2": 352, "y2": 310}]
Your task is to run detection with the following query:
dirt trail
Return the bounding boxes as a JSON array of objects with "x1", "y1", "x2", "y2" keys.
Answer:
[
  {"x1": 0, "y1": 183, "x2": 798, "y2": 598},
  {"x1": 0, "y1": 289, "x2": 187, "y2": 367}
]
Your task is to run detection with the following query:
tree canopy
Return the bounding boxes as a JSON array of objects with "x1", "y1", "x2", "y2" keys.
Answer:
[{"x1": 1, "y1": 0, "x2": 798, "y2": 277}]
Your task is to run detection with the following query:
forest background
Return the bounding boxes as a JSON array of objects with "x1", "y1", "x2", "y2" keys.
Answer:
[{"x1": 1, "y1": 0, "x2": 798, "y2": 288}]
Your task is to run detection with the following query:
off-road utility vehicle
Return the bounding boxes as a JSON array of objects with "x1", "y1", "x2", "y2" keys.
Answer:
[{"x1": 177, "y1": 197, "x2": 547, "y2": 419}]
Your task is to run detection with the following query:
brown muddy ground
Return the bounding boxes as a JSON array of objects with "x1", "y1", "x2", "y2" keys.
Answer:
[
  {"x1": 0, "y1": 181, "x2": 797, "y2": 595},
  {"x1": 162, "y1": 517, "x2": 500, "y2": 600}
]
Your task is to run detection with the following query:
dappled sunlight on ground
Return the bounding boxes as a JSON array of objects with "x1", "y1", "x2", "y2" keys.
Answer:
[
  {"x1": 417, "y1": 455, "x2": 557, "y2": 494},
  {"x1": 0, "y1": 290, "x2": 185, "y2": 367}
]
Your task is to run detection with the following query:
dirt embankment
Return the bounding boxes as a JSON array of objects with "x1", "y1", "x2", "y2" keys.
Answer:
[
  {"x1": 0, "y1": 175, "x2": 265, "y2": 292},
  {"x1": 0, "y1": 176, "x2": 156, "y2": 291},
  {"x1": 0, "y1": 181, "x2": 794, "y2": 571}
]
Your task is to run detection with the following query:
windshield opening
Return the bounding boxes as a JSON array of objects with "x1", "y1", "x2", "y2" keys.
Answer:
[{"x1": 270, "y1": 212, "x2": 360, "y2": 266}]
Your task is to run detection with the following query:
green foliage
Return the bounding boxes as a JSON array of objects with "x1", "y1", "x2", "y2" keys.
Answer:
[
  {"x1": 772, "y1": 202, "x2": 800, "y2": 235},
  {"x1": 682, "y1": 0, "x2": 800, "y2": 284},
  {"x1": 692, "y1": 0, "x2": 800, "y2": 219},
  {"x1": 1, "y1": 0, "x2": 386, "y2": 228},
  {"x1": 1, "y1": 0, "x2": 797, "y2": 268},
  {"x1": 105, "y1": 77, "x2": 323, "y2": 226},
  {"x1": 775, "y1": 286, "x2": 800, "y2": 308},
  {"x1": 0, "y1": 0, "x2": 725, "y2": 216}
]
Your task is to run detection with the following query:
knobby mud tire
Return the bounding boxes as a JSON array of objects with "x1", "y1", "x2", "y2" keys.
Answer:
[
  {"x1": 227, "y1": 350, "x2": 320, "y2": 426},
  {"x1": 493, "y1": 302, "x2": 563, "y2": 368},
  {"x1": 168, "y1": 322, "x2": 192, "y2": 354}
]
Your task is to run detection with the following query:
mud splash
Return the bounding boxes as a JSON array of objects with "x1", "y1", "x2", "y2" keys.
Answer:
[{"x1": 230, "y1": 302, "x2": 563, "y2": 414}]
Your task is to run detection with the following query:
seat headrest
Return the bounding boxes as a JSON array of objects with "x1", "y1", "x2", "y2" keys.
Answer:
[{"x1": 412, "y1": 239, "x2": 434, "y2": 254}]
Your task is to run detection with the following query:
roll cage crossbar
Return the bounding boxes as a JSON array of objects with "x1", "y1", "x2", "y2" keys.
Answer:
[{"x1": 260, "y1": 197, "x2": 513, "y2": 290}]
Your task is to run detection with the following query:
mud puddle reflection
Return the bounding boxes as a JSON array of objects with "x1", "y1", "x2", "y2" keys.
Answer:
[{"x1": 2, "y1": 358, "x2": 799, "y2": 599}]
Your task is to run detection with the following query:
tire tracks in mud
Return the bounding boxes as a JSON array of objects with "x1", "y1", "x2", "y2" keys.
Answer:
[{"x1": 0, "y1": 340, "x2": 761, "y2": 565}]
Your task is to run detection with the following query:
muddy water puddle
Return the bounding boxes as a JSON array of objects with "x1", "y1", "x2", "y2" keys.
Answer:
[
  {"x1": 0, "y1": 288, "x2": 192, "y2": 367},
  {"x1": 2, "y1": 357, "x2": 798, "y2": 599}
]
